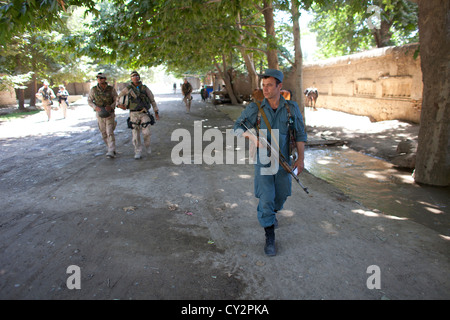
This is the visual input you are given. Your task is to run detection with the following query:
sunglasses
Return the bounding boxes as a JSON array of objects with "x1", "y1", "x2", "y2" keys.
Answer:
[{"x1": 98, "y1": 77, "x2": 106, "y2": 80}]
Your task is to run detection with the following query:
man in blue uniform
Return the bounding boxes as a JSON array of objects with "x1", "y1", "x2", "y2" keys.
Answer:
[{"x1": 234, "y1": 69, "x2": 307, "y2": 256}]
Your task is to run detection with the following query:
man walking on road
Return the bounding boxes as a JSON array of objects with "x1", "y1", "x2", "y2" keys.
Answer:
[
  {"x1": 88, "y1": 73, "x2": 118, "y2": 158},
  {"x1": 56, "y1": 85, "x2": 69, "y2": 119},
  {"x1": 181, "y1": 78, "x2": 193, "y2": 113},
  {"x1": 117, "y1": 71, "x2": 160, "y2": 159},
  {"x1": 36, "y1": 80, "x2": 56, "y2": 121},
  {"x1": 233, "y1": 69, "x2": 307, "y2": 256}
]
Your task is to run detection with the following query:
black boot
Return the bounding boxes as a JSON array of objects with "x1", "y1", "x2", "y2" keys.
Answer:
[{"x1": 264, "y1": 225, "x2": 276, "y2": 256}]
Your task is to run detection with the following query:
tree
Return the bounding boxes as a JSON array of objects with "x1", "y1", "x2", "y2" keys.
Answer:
[
  {"x1": 259, "y1": 0, "x2": 279, "y2": 69},
  {"x1": 235, "y1": 11, "x2": 260, "y2": 92},
  {"x1": 274, "y1": 0, "x2": 314, "y2": 120},
  {"x1": 290, "y1": 0, "x2": 305, "y2": 118},
  {"x1": 0, "y1": 0, "x2": 97, "y2": 42},
  {"x1": 309, "y1": 0, "x2": 418, "y2": 58},
  {"x1": 0, "y1": 32, "x2": 54, "y2": 109},
  {"x1": 413, "y1": 0, "x2": 449, "y2": 186},
  {"x1": 88, "y1": 0, "x2": 266, "y2": 103},
  {"x1": 0, "y1": 1, "x2": 100, "y2": 108}
]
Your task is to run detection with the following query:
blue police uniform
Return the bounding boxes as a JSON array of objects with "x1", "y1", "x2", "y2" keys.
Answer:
[{"x1": 234, "y1": 95, "x2": 307, "y2": 228}]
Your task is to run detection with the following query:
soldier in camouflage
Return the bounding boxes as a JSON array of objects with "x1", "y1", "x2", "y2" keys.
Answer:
[
  {"x1": 181, "y1": 78, "x2": 193, "y2": 113},
  {"x1": 88, "y1": 73, "x2": 118, "y2": 158},
  {"x1": 35, "y1": 80, "x2": 56, "y2": 121},
  {"x1": 117, "y1": 71, "x2": 159, "y2": 159}
]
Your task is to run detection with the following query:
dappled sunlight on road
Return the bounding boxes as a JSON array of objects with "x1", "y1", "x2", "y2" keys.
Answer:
[
  {"x1": 418, "y1": 201, "x2": 446, "y2": 215},
  {"x1": 278, "y1": 209, "x2": 295, "y2": 218},
  {"x1": 363, "y1": 169, "x2": 415, "y2": 185},
  {"x1": 352, "y1": 208, "x2": 408, "y2": 221},
  {"x1": 305, "y1": 146, "x2": 450, "y2": 236},
  {"x1": 306, "y1": 107, "x2": 416, "y2": 135},
  {"x1": 155, "y1": 94, "x2": 185, "y2": 103},
  {"x1": 0, "y1": 97, "x2": 100, "y2": 139}
]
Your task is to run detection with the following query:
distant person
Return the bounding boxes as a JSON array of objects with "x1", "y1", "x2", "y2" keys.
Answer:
[
  {"x1": 181, "y1": 78, "x2": 193, "y2": 113},
  {"x1": 200, "y1": 85, "x2": 207, "y2": 101},
  {"x1": 173, "y1": 82, "x2": 177, "y2": 94},
  {"x1": 35, "y1": 80, "x2": 56, "y2": 121},
  {"x1": 304, "y1": 87, "x2": 319, "y2": 110},
  {"x1": 56, "y1": 85, "x2": 69, "y2": 118},
  {"x1": 87, "y1": 73, "x2": 118, "y2": 159},
  {"x1": 117, "y1": 71, "x2": 160, "y2": 159}
]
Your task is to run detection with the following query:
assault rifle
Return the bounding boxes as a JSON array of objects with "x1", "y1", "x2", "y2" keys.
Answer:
[{"x1": 240, "y1": 119, "x2": 309, "y2": 194}]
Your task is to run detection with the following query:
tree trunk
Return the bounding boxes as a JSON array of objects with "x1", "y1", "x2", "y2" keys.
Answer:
[
  {"x1": 15, "y1": 54, "x2": 25, "y2": 110},
  {"x1": 291, "y1": 1, "x2": 305, "y2": 122},
  {"x1": 15, "y1": 88, "x2": 25, "y2": 110},
  {"x1": 30, "y1": 73, "x2": 37, "y2": 107},
  {"x1": 262, "y1": 0, "x2": 279, "y2": 69},
  {"x1": 29, "y1": 50, "x2": 37, "y2": 107},
  {"x1": 236, "y1": 12, "x2": 259, "y2": 90},
  {"x1": 246, "y1": 52, "x2": 259, "y2": 91},
  {"x1": 373, "y1": 18, "x2": 393, "y2": 48},
  {"x1": 227, "y1": 68, "x2": 242, "y2": 104},
  {"x1": 214, "y1": 55, "x2": 238, "y2": 105},
  {"x1": 414, "y1": 0, "x2": 450, "y2": 186}
]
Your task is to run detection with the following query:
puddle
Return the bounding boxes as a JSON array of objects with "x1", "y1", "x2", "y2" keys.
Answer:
[{"x1": 305, "y1": 146, "x2": 450, "y2": 236}]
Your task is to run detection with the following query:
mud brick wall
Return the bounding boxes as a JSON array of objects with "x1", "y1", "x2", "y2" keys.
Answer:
[
  {"x1": 299, "y1": 43, "x2": 422, "y2": 123},
  {"x1": 0, "y1": 87, "x2": 16, "y2": 106},
  {"x1": 0, "y1": 82, "x2": 91, "y2": 107}
]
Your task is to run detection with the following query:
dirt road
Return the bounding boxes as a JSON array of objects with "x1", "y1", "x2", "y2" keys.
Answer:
[{"x1": 0, "y1": 93, "x2": 449, "y2": 301}]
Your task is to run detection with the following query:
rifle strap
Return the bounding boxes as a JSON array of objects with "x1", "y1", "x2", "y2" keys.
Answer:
[
  {"x1": 255, "y1": 100, "x2": 298, "y2": 163},
  {"x1": 255, "y1": 102, "x2": 282, "y2": 156}
]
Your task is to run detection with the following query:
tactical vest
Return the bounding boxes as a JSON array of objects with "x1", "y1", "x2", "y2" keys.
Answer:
[
  {"x1": 42, "y1": 87, "x2": 50, "y2": 100},
  {"x1": 92, "y1": 84, "x2": 115, "y2": 107},
  {"x1": 182, "y1": 82, "x2": 192, "y2": 95},
  {"x1": 127, "y1": 83, "x2": 151, "y2": 111}
]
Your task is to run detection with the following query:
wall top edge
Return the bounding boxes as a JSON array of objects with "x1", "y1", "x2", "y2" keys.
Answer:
[{"x1": 304, "y1": 43, "x2": 420, "y2": 68}]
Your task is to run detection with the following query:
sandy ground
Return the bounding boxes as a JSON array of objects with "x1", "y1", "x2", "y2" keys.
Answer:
[{"x1": 0, "y1": 93, "x2": 448, "y2": 303}]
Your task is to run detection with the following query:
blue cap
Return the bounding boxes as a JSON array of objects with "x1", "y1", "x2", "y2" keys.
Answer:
[{"x1": 260, "y1": 69, "x2": 283, "y2": 82}]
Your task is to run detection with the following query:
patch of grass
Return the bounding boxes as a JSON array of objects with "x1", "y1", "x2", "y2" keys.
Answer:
[{"x1": 0, "y1": 110, "x2": 41, "y2": 121}]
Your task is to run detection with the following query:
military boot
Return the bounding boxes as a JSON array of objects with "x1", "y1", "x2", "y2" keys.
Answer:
[{"x1": 264, "y1": 225, "x2": 276, "y2": 256}]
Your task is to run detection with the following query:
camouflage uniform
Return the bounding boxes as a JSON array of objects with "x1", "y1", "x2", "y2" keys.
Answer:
[
  {"x1": 88, "y1": 79, "x2": 118, "y2": 157},
  {"x1": 36, "y1": 83, "x2": 56, "y2": 121},
  {"x1": 117, "y1": 80, "x2": 158, "y2": 158},
  {"x1": 181, "y1": 80, "x2": 193, "y2": 112},
  {"x1": 57, "y1": 85, "x2": 69, "y2": 119}
]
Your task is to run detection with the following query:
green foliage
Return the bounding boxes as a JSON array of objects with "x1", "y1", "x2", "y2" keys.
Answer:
[
  {"x1": 310, "y1": 3, "x2": 373, "y2": 58},
  {"x1": 0, "y1": 72, "x2": 33, "y2": 91},
  {"x1": 309, "y1": 0, "x2": 418, "y2": 59},
  {"x1": 0, "y1": 0, "x2": 421, "y2": 90},
  {"x1": 88, "y1": 0, "x2": 260, "y2": 76},
  {"x1": 0, "y1": 1, "x2": 100, "y2": 87},
  {"x1": 0, "y1": 0, "x2": 306, "y2": 84},
  {"x1": 0, "y1": 0, "x2": 97, "y2": 42}
]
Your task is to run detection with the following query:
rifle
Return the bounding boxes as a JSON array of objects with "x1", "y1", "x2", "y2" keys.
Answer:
[
  {"x1": 240, "y1": 118, "x2": 309, "y2": 194},
  {"x1": 135, "y1": 95, "x2": 155, "y2": 126}
]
